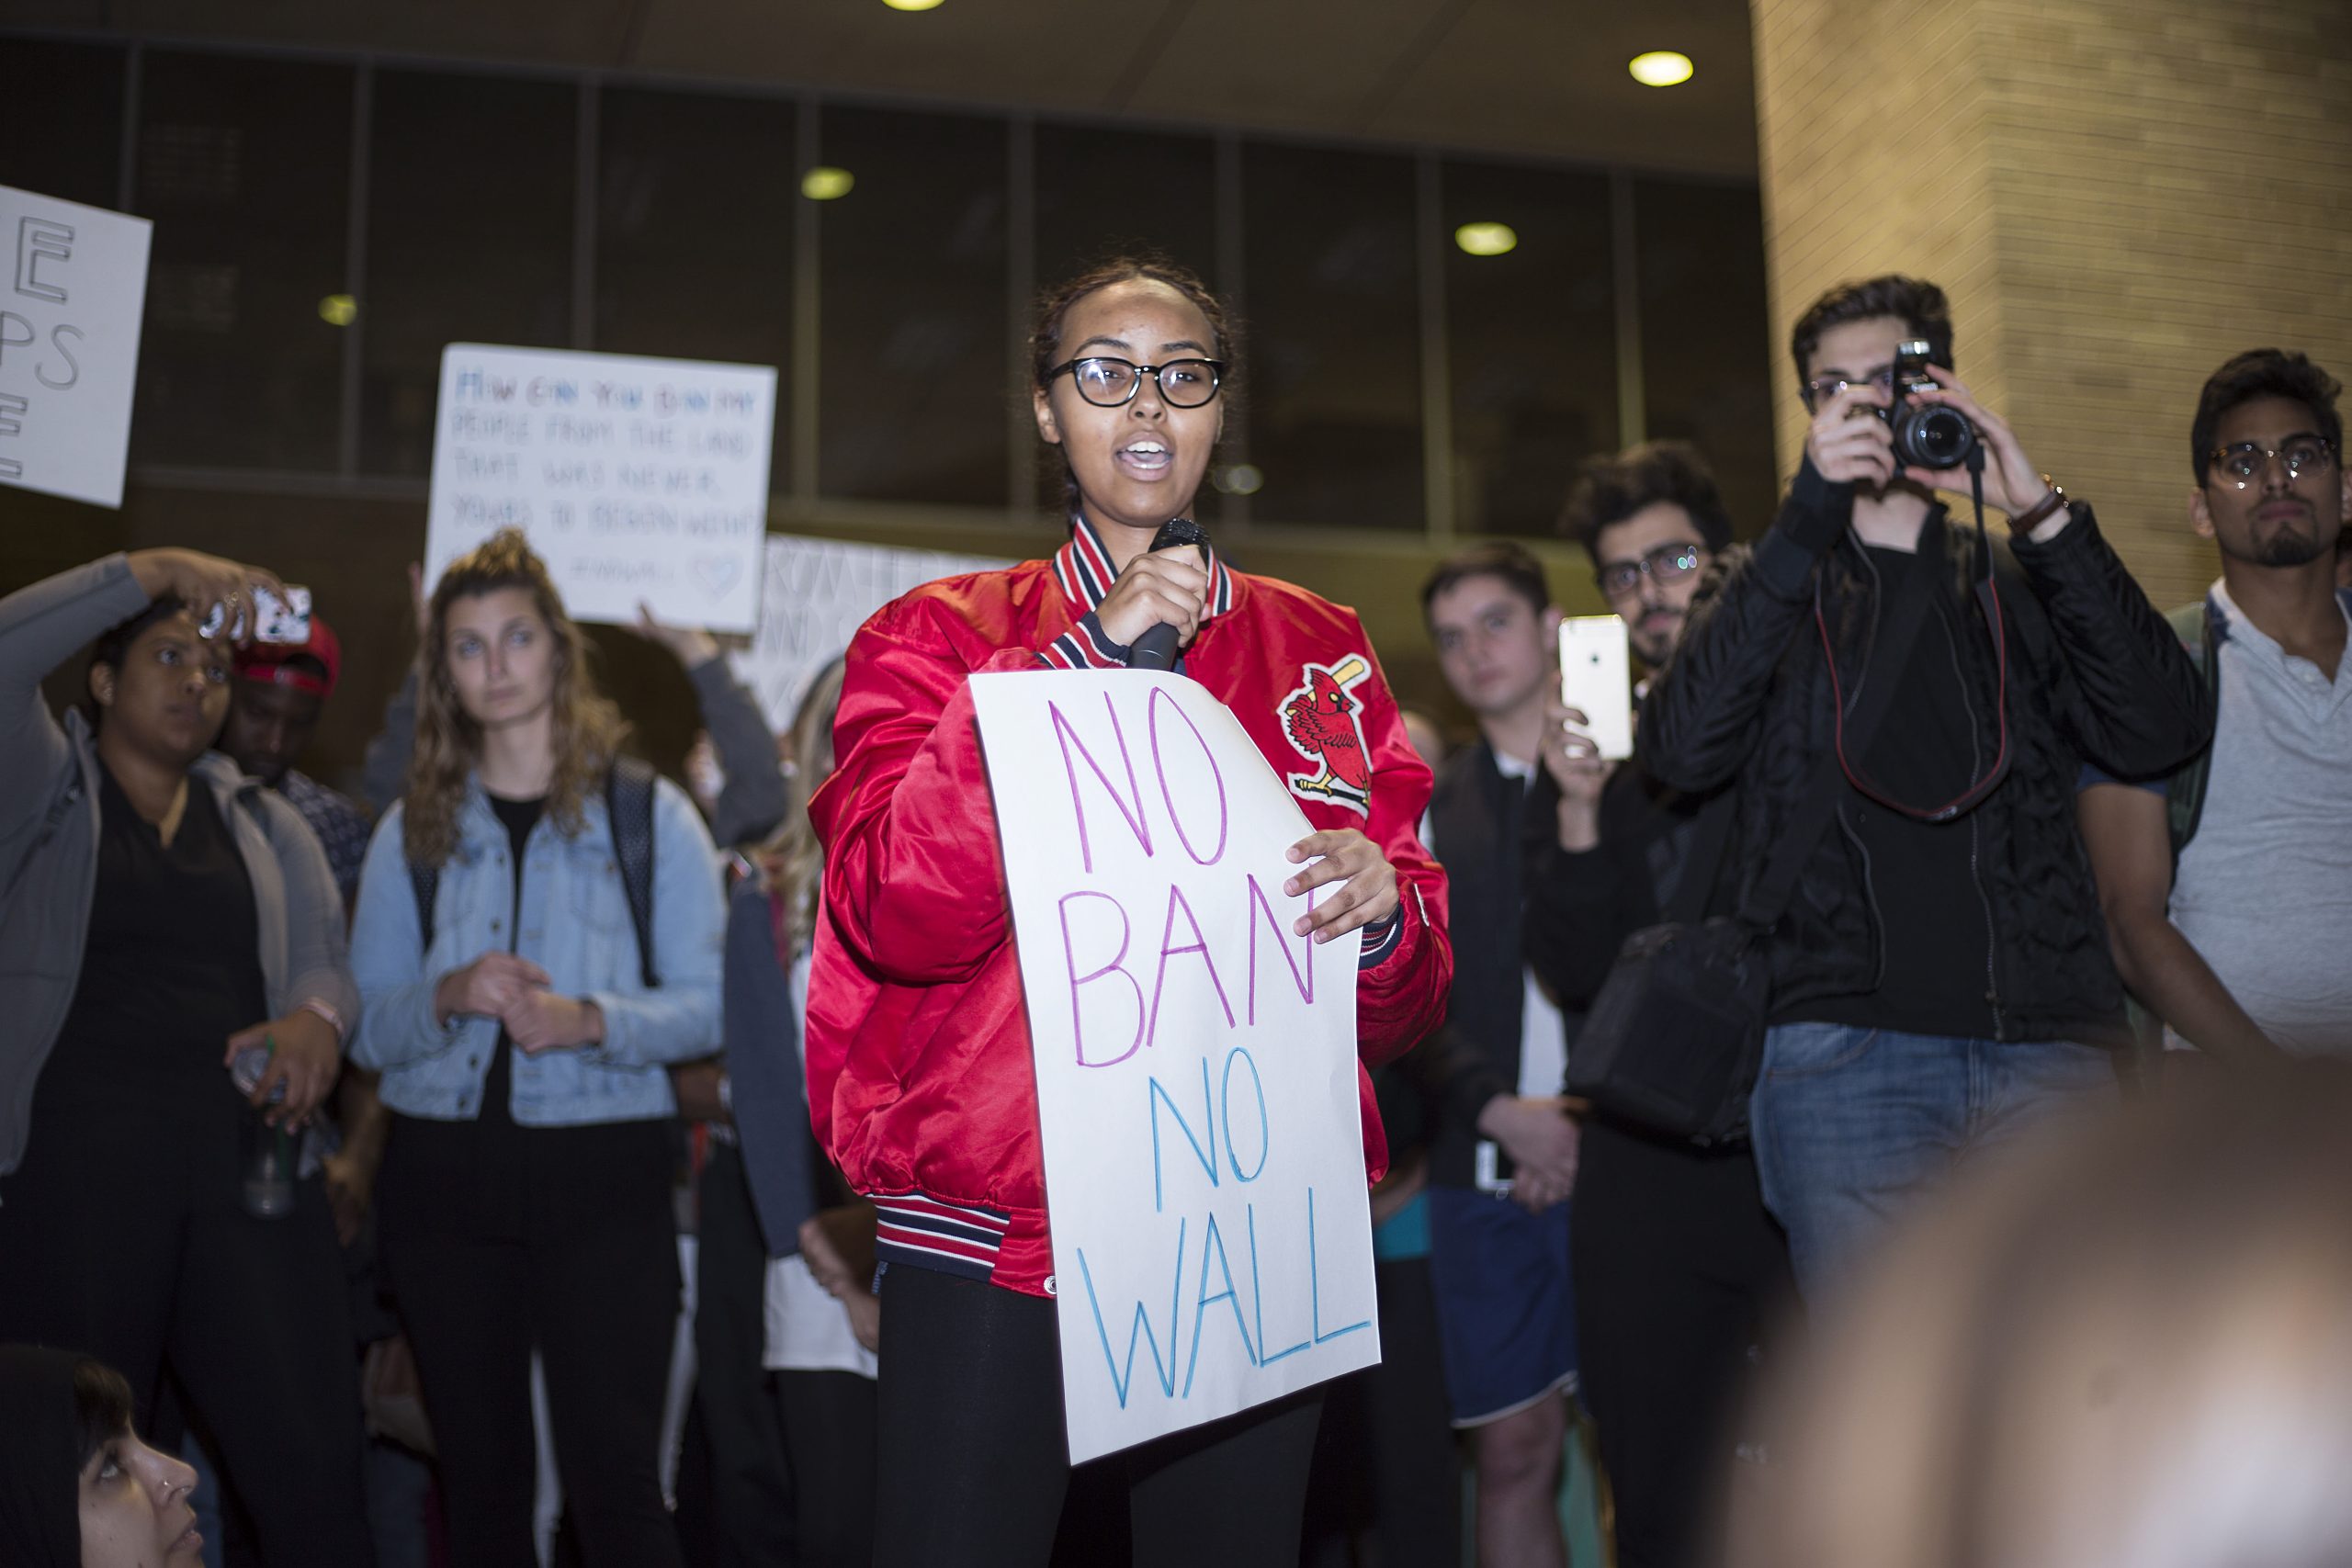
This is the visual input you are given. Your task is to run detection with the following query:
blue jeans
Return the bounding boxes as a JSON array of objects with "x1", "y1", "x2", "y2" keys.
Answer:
[{"x1": 1749, "y1": 1024, "x2": 2120, "y2": 1297}]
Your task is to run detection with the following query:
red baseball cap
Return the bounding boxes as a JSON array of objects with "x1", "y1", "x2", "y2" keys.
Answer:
[{"x1": 233, "y1": 615, "x2": 342, "y2": 700}]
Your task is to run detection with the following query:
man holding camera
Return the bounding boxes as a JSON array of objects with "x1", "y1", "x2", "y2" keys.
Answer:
[{"x1": 1640, "y1": 276, "x2": 2210, "y2": 1295}]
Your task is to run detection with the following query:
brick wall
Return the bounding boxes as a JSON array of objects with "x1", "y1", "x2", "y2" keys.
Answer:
[{"x1": 1754, "y1": 0, "x2": 2352, "y2": 606}]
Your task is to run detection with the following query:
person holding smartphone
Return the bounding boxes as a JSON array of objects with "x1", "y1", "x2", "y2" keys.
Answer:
[{"x1": 0, "y1": 550, "x2": 375, "y2": 1565}]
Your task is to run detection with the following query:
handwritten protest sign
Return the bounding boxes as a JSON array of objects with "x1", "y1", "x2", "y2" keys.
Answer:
[
  {"x1": 970, "y1": 669, "x2": 1379, "y2": 1463},
  {"x1": 731, "y1": 535, "x2": 1009, "y2": 728},
  {"x1": 424, "y1": 344, "x2": 776, "y2": 633},
  {"x1": 0, "y1": 185, "x2": 152, "y2": 509}
]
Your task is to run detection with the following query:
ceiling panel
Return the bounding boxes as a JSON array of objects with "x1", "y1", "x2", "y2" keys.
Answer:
[{"x1": 15, "y1": 0, "x2": 1760, "y2": 177}]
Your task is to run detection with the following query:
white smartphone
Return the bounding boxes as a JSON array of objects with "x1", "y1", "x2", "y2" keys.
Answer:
[
  {"x1": 200, "y1": 584, "x2": 312, "y2": 644},
  {"x1": 1557, "y1": 615, "x2": 1634, "y2": 761}
]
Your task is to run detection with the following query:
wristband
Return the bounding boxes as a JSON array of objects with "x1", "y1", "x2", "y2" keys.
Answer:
[
  {"x1": 300, "y1": 998, "x2": 346, "y2": 1043},
  {"x1": 2013, "y1": 477, "x2": 2067, "y2": 533}
]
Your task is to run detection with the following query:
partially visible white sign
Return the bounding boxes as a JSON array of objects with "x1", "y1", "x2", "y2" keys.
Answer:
[
  {"x1": 424, "y1": 344, "x2": 777, "y2": 633},
  {"x1": 0, "y1": 185, "x2": 152, "y2": 510},
  {"x1": 971, "y1": 668, "x2": 1380, "y2": 1464},
  {"x1": 730, "y1": 534, "x2": 1011, "y2": 729}
]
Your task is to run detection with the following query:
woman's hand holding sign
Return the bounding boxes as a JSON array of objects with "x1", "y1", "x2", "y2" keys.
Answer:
[{"x1": 1283, "y1": 829, "x2": 1398, "y2": 943}]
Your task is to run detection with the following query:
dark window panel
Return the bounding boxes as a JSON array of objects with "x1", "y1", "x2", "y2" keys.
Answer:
[
  {"x1": 0, "y1": 39, "x2": 127, "y2": 210},
  {"x1": 360, "y1": 71, "x2": 574, "y2": 477},
  {"x1": 1443, "y1": 160, "x2": 1616, "y2": 538},
  {"x1": 1242, "y1": 142, "x2": 1421, "y2": 531},
  {"x1": 1032, "y1": 124, "x2": 1219, "y2": 518},
  {"x1": 131, "y1": 51, "x2": 353, "y2": 471},
  {"x1": 817, "y1": 105, "x2": 1007, "y2": 508},
  {"x1": 596, "y1": 87, "x2": 794, "y2": 492},
  {"x1": 1635, "y1": 177, "x2": 1778, "y2": 540},
  {"x1": 1035, "y1": 124, "x2": 1217, "y2": 293}
]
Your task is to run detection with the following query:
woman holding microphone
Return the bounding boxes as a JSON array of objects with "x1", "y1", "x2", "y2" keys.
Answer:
[{"x1": 808, "y1": 257, "x2": 1453, "y2": 1566}]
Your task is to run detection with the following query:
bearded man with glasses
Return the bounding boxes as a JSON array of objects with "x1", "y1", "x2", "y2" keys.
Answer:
[
  {"x1": 1521, "y1": 441, "x2": 1792, "y2": 1568},
  {"x1": 1635, "y1": 275, "x2": 2211, "y2": 1301},
  {"x1": 2078, "y1": 349, "x2": 2352, "y2": 1064}
]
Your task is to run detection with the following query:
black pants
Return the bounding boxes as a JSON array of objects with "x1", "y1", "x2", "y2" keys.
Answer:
[
  {"x1": 775, "y1": 1370, "x2": 878, "y2": 1567},
  {"x1": 0, "y1": 1086, "x2": 376, "y2": 1567},
  {"x1": 875, "y1": 1264, "x2": 1325, "y2": 1568},
  {"x1": 379, "y1": 1118, "x2": 684, "y2": 1568},
  {"x1": 1302, "y1": 1254, "x2": 1460, "y2": 1567},
  {"x1": 693, "y1": 1143, "x2": 797, "y2": 1566},
  {"x1": 1571, "y1": 1119, "x2": 1791, "y2": 1568}
]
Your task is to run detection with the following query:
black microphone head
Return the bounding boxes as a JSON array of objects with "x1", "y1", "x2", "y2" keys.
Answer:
[{"x1": 1149, "y1": 518, "x2": 1211, "y2": 552}]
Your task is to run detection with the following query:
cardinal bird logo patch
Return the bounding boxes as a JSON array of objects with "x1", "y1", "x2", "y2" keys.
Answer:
[{"x1": 1279, "y1": 655, "x2": 1374, "y2": 815}]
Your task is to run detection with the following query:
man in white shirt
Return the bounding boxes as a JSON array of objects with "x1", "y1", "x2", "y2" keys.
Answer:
[{"x1": 2080, "y1": 348, "x2": 2352, "y2": 1060}]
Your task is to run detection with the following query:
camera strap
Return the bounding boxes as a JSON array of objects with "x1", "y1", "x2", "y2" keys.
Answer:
[{"x1": 1814, "y1": 446, "x2": 2013, "y2": 824}]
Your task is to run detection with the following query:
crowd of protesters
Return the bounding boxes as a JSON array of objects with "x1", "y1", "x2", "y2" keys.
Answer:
[{"x1": 3, "y1": 256, "x2": 2347, "y2": 1568}]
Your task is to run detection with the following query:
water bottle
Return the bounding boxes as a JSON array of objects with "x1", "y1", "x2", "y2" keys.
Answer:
[
  {"x1": 230, "y1": 1043, "x2": 288, "y2": 1104},
  {"x1": 232, "y1": 1042, "x2": 293, "y2": 1219},
  {"x1": 241, "y1": 1108, "x2": 295, "y2": 1219}
]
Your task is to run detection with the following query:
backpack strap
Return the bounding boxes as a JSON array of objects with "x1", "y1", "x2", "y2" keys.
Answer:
[
  {"x1": 405, "y1": 762, "x2": 661, "y2": 988},
  {"x1": 607, "y1": 755, "x2": 661, "y2": 989},
  {"x1": 2164, "y1": 598, "x2": 2217, "y2": 864},
  {"x1": 411, "y1": 860, "x2": 440, "y2": 956}
]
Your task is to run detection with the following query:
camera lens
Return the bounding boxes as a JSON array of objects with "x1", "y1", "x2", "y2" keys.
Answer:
[{"x1": 1894, "y1": 405, "x2": 1979, "y2": 470}]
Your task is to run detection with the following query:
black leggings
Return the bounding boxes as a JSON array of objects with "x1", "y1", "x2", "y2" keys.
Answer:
[
  {"x1": 379, "y1": 1121, "x2": 685, "y2": 1568},
  {"x1": 874, "y1": 1264, "x2": 1325, "y2": 1568}
]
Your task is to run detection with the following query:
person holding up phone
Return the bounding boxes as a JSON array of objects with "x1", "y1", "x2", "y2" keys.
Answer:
[{"x1": 0, "y1": 550, "x2": 376, "y2": 1565}]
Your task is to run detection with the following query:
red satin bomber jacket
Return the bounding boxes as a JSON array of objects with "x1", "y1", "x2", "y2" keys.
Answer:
[{"x1": 803, "y1": 519, "x2": 1453, "y2": 1298}]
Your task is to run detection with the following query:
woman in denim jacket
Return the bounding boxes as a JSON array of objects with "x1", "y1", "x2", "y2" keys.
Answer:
[{"x1": 349, "y1": 529, "x2": 724, "y2": 1568}]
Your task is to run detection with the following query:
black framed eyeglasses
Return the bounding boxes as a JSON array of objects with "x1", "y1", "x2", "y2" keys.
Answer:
[
  {"x1": 2206, "y1": 436, "x2": 2337, "y2": 487},
  {"x1": 1047, "y1": 355, "x2": 1227, "y2": 409},
  {"x1": 1801, "y1": 365, "x2": 1897, "y2": 410},
  {"x1": 1596, "y1": 542, "x2": 1705, "y2": 599}
]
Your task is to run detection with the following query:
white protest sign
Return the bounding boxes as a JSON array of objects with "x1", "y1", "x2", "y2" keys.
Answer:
[
  {"x1": 731, "y1": 535, "x2": 1010, "y2": 728},
  {"x1": 424, "y1": 344, "x2": 776, "y2": 633},
  {"x1": 970, "y1": 669, "x2": 1379, "y2": 1463},
  {"x1": 0, "y1": 185, "x2": 152, "y2": 510}
]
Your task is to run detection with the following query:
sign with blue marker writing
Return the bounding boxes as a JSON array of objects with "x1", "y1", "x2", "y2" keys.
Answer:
[
  {"x1": 0, "y1": 185, "x2": 152, "y2": 510},
  {"x1": 424, "y1": 344, "x2": 776, "y2": 633},
  {"x1": 970, "y1": 668, "x2": 1379, "y2": 1462}
]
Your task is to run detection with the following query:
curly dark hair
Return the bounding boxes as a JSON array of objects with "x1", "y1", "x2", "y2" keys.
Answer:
[
  {"x1": 2190, "y1": 348, "x2": 2344, "y2": 483},
  {"x1": 1027, "y1": 254, "x2": 1237, "y2": 523},
  {"x1": 1791, "y1": 275, "x2": 1954, "y2": 397},
  {"x1": 1559, "y1": 440, "x2": 1736, "y2": 558}
]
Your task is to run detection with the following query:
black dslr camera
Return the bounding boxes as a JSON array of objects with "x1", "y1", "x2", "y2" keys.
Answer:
[{"x1": 1885, "y1": 338, "x2": 1980, "y2": 471}]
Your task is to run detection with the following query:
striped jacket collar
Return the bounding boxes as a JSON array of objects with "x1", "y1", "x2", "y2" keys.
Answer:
[{"x1": 1051, "y1": 513, "x2": 1237, "y2": 620}]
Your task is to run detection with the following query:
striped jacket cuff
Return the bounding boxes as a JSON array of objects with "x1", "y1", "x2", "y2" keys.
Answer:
[
  {"x1": 1035, "y1": 612, "x2": 1134, "y2": 671},
  {"x1": 871, "y1": 1192, "x2": 1011, "y2": 1283}
]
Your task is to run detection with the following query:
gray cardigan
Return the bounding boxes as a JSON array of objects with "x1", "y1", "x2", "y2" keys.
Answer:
[{"x1": 0, "y1": 555, "x2": 359, "y2": 1180}]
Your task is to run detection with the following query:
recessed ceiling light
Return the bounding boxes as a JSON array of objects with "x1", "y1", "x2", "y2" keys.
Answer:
[
  {"x1": 317, "y1": 294, "x2": 357, "y2": 326},
  {"x1": 883, "y1": 0, "x2": 944, "y2": 10},
  {"x1": 800, "y1": 166, "x2": 855, "y2": 201},
  {"x1": 1629, "y1": 51, "x2": 1694, "y2": 87},
  {"x1": 1453, "y1": 221, "x2": 1518, "y2": 258}
]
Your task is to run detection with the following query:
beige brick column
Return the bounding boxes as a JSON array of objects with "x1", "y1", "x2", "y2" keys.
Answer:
[{"x1": 1751, "y1": 0, "x2": 2352, "y2": 604}]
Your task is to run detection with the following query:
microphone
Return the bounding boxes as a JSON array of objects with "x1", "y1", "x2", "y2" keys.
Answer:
[{"x1": 1127, "y1": 518, "x2": 1211, "y2": 673}]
